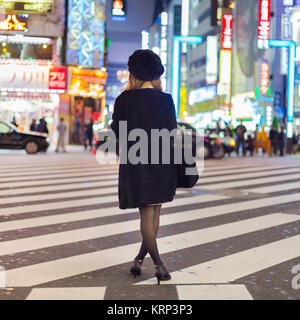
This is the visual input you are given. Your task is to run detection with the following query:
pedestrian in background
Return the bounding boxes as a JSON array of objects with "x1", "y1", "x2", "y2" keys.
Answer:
[
  {"x1": 30, "y1": 119, "x2": 37, "y2": 132},
  {"x1": 72, "y1": 116, "x2": 81, "y2": 144},
  {"x1": 235, "y1": 121, "x2": 246, "y2": 155},
  {"x1": 278, "y1": 125, "x2": 285, "y2": 157},
  {"x1": 83, "y1": 119, "x2": 94, "y2": 151},
  {"x1": 292, "y1": 133, "x2": 298, "y2": 155},
  {"x1": 243, "y1": 134, "x2": 254, "y2": 157},
  {"x1": 269, "y1": 125, "x2": 279, "y2": 156},
  {"x1": 11, "y1": 117, "x2": 18, "y2": 127},
  {"x1": 37, "y1": 118, "x2": 49, "y2": 135},
  {"x1": 55, "y1": 118, "x2": 67, "y2": 153},
  {"x1": 111, "y1": 49, "x2": 178, "y2": 285}
]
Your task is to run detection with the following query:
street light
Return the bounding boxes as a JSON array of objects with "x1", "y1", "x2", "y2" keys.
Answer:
[
  {"x1": 268, "y1": 40, "x2": 296, "y2": 139},
  {"x1": 172, "y1": 36, "x2": 203, "y2": 118}
]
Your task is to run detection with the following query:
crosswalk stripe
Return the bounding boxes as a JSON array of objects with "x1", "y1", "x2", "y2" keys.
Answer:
[
  {"x1": 0, "y1": 186, "x2": 118, "y2": 205},
  {"x1": 176, "y1": 285, "x2": 253, "y2": 300},
  {"x1": 0, "y1": 167, "x2": 117, "y2": 177},
  {"x1": 0, "y1": 173, "x2": 118, "y2": 183},
  {"x1": 197, "y1": 167, "x2": 300, "y2": 184},
  {"x1": 0, "y1": 175, "x2": 114, "y2": 190},
  {"x1": 0, "y1": 188, "x2": 188, "y2": 212},
  {"x1": 196, "y1": 173, "x2": 300, "y2": 190},
  {"x1": 199, "y1": 165, "x2": 300, "y2": 177},
  {"x1": 26, "y1": 287, "x2": 106, "y2": 300},
  {"x1": 136, "y1": 233, "x2": 300, "y2": 285},
  {"x1": 0, "y1": 194, "x2": 229, "y2": 232},
  {"x1": 5, "y1": 213, "x2": 300, "y2": 287},
  {"x1": 0, "y1": 181, "x2": 117, "y2": 197},
  {"x1": 245, "y1": 181, "x2": 300, "y2": 194}
]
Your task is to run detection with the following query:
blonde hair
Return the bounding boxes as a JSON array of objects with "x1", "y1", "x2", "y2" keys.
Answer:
[{"x1": 125, "y1": 74, "x2": 162, "y2": 91}]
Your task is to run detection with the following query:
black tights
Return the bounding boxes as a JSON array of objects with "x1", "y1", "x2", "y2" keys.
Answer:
[{"x1": 135, "y1": 205, "x2": 163, "y2": 267}]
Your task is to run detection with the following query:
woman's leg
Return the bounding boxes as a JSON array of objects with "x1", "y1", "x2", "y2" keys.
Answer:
[{"x1": 135, "y1": 205, "x2": 163, "y2": 266}]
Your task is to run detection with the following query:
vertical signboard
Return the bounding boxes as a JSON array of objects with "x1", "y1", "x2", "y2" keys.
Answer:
[
  {"x1": 206, "y1": 36, "x2": 218, "y2": 84},
  {"x1": 221, "y1": 14, "x2": 233, "y2": 50},
  {"x1": 281, "y1": 0, "x2": 294, "y2": 74},
  {"x1": 258, "y1": 0, "x2": 271, "y2": 49},
  {"x1": 260, "y1": 61, "x2": 270, "y2": 95},
  {"x1": 218, "y1": 49, "x2": 232, "y2": 98}
]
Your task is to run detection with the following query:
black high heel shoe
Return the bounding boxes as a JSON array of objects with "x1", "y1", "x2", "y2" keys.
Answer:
[
  {"x1": 155, "y1": 265, "x2": 171, "y2": 285},
  {"x1": 130, "y1": 260, "x2": 143, "y2": 278}
]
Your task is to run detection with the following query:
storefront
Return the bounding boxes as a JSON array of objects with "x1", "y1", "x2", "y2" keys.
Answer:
[
  {"x1": 68, "y1": 67, "x2": 107, "y2": 142},
  {"x1": 0, "y1": 59, "x2": 67, "y2": 141}
]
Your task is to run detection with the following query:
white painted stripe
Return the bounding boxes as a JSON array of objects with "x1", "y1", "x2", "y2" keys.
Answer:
[
  {"x1": 0, "y1": 173, "x2": 118, "y2": 183},
  {"x1": 197, "y1": 168, "x2": 300, "y2": 184},
  {"x1": 137, "y1": 234, "x2": 300, "y2": 285},
  {"x1": 0, "y1": 181, "x2": 118, "y2": 197},
  {"x1": 196, "y1": 173, "x2": 300, "y2": 190},
  {"x1": 0, "y1": 186, "x2": 188, "y2": 205},
  {"x1": 0, "y1": 187, "x2": 119, "y2": 205},
  {"x1": 0, "y1": 194, "x2": 228, "y2": 233},
  {"x1": 0, "y1": 187, "x2": 298, "y2": 222},
  {"x1": 0, "y1": 175, "x2": 114, "y2": 189},
  {"x1": 245, "y1": 181, "x2": 300, "y2": 194},
  {"x1": 26, "y1": 287, "x2": 106, "y2": 300},
  {"x1": 5, "y1": 213, "x2": 300, "y2": 287},
  {"x1": 176, "y1": 285, "x2": 253, "y2": 300},
  {"x1": 0, "y1": 167, "x2": 117, "y2": 177},
  {"x1": 199, "y1": 165, "x2": 299, "y2": 177}
]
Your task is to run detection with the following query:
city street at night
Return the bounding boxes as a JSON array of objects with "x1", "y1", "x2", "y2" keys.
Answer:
[
  {"x1": 0, "y1": 151, "x2": 299, "y2": 301},
  {"x1": 0, "y1": 0, "x2": 300, "y2": 307}
]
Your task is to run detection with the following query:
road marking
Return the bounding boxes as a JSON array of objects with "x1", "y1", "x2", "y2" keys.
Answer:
[
  {"x1": 245, "y1": 181, "x2": 300, "y2": 194},
  {"x1": 196, "y1": 173, "x2": 300, "y2": 190},
  {"x1": 0, "y1": 181, "x2": 118, "y2": 197},
  {"x1": 176, "y1": 285, "x2": 253, "y2": 300},
  {"x1": 197, "y1": 168, "x2": 300, "y2": 185},
  {"x1": 5, "y1": 213, "x2": 299, "y2": 287},
  {"x1": 0, "y1": 167, "x2": 117, "y2": 177},
  {"x1": 0, "y1": 175, "x2": 115, "y2": 189},
  {"x1": 137, "y1": 234, "x2": 300, "y2": 285},
  {"x1": 199, "y1": 165, "x2": 300, "y2": 177},
  {"x1": 0, "y1": 173, "x2": 118, "y2": 183},
  {"x1": 0, "y1": 194, "x2": 229, "y2": 234},
  {"x1": 0, "y1": 187, "x2": 119, "y2": 205},
  {"x1": 26, "y1": 287, "x2": 106, "y2": 300}
]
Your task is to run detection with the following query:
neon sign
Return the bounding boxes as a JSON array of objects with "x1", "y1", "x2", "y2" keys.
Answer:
[
  {"x1": 221, "y1": 14, "x2": 233, "y2": 50},
  {"x1": 260, "y1": 62, "x2": 270, "y2": 95},
  {"x1": 258, "y1": 0, "x2": 271, "y2": 49},
  {"x1": 112, "y1": 0, "x2": 126, "y2": 21},
  {"x1": 0, "y1": 15, "x2": 27, "y2": 32}
]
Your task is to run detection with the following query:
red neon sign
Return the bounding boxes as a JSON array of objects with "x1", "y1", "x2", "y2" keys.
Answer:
[
  {"x1": 0, "y1": 15, "x2": 27, "y2": 32},
  {"x1": 260, "y1": 62, "x2": 270, "y2": 95},
  {"x1": 221, "y1": 14, "x2": 233, "y2": 50},
  {"x1": 49, "y1": 66, "x2": 67, "y2": 90},
  {"x1": 258, "y1": 0, "x2": 271, "y2": 48}
]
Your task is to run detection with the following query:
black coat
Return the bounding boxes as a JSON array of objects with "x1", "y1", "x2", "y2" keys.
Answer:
[{"x1": 111, "y1": 88, "x2": 178, "y2": 210}]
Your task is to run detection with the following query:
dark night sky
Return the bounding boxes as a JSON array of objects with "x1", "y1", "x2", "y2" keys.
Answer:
[{"x1": 106, "y1": 0, "x2": 158, "y2": 65}]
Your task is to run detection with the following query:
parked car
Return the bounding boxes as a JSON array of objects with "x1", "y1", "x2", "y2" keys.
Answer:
[{"x1": 0, "y1": 120, "x2": 49, "y2": 154}]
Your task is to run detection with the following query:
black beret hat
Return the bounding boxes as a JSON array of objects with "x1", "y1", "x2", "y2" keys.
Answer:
[{"x1": 128, "y1": 49, "x2": 165, "y2": 81}]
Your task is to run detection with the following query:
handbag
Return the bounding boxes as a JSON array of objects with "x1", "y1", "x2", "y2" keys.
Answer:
[{"x1": 177, "y1": 160, "x2": 199, "y2": 188}]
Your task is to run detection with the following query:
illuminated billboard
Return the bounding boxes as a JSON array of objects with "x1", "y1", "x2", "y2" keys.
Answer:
[
  {"x1": 0, "y1": 1, "x2": 53, "y2": 14},
  {"x1": 112, "y1": 0, "x2": 127, "y2": 21},
  {"x1": 0, "y1": 14, "x2": 28, "y2": 32},
  {"x1": 257, "y1": 0, "x2": 271, "y2": 49},
  {"x1": 67, "y1": 0, "x2": 106, "y2": 68}
]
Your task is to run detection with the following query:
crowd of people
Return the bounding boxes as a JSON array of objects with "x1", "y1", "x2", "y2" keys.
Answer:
[{"x1": 208, "y1": 121, "x2": 300, "y2": 157}]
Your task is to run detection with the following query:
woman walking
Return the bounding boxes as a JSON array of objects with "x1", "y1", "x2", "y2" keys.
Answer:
[{"x1": 111, "y1": 50, "x2": 178, "y2": 284}]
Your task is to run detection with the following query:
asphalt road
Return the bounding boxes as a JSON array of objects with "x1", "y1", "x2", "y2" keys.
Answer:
[{"x1": 0, "y1": 150, "x2": 300, "y2": 300}]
